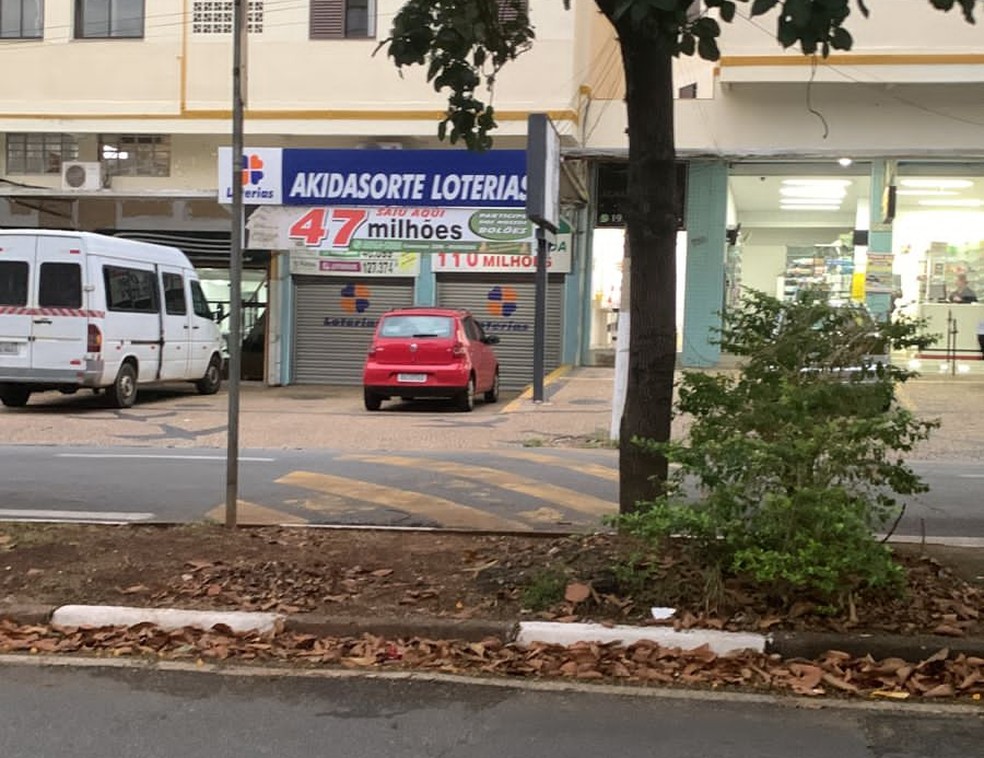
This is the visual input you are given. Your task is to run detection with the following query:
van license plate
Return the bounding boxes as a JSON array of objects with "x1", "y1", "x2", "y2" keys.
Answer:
[
  {"x1": 0, "y1": 342, "x2": 19, "y2": 355},
  {"x1": 397, "y1": 373, "x2": 427, "y2": 383}
]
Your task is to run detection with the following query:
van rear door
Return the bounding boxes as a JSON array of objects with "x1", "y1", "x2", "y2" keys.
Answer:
[
  {"x1": 32, "y1": 235, "x2": 88, "y2": 381},
  {"x1": 0, "y1": 235, "x2": 37, "y2": 376}
]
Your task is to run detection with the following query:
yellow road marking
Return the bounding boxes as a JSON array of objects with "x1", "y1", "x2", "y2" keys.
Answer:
[
  {"x1": 276, "y1": 471, "x2": 530, "y2": 531},
  {"x1": 519, "y1": 507, "x2": 567, "y2": 523},
  {"x1": 204, "y1": 500, "x2": 308, "y2": 526},
  {"x1": 341, "y1": 455, "x2": 616, "y2": 518},
  {"x1": 501, "y1": 364, "x2": 572, "y2": 413},
  {"x1": 492, "y1": 449, "x2": 618, "y2": 482}
]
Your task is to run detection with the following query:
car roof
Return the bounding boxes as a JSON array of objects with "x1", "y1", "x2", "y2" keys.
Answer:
[{"x1": 380, "y1": 307, "x2": 471, "y2": 318}]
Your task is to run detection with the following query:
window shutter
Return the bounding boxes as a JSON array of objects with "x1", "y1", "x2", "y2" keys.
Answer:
[
  {"x1": 311, "y1": 0, "x2": 345, "y2": 39},
  {"x1": 497, "y1": 0, "x2": 528, "y2": 23}
]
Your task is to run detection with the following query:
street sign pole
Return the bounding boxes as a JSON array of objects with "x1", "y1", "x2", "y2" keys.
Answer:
[
  {"x1": 225, "y1": 0, "x2": 247, "y2": 528},
  {"x1": 532, "y1": 226, "x2": 548, "y2": 402},
  {"x1": 526, "y1": 114, "x2": 560, "y2": 404}
]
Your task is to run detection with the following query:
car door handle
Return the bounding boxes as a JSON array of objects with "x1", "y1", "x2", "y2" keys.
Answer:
[
  {"x1": 32, "y1": 318, "x2": 52, "y2": 325},
  {"x1": 183, "y1": 325, "x2": 189, "y2": 329},
  {"x1": 192, "y1": 326, "x2": 200, "y2": 330}
]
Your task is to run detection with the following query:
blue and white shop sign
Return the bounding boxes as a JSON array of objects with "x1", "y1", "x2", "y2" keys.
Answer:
[{"x1": 218, "y1": 148, "x2": 527, "y2": 208}]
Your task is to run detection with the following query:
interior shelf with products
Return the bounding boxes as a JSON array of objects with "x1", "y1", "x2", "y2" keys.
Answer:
[
  {"x1": 777, "y1": 243, "x2": 854, "y2": 304},
  {"x1": 921, "y1": 241, "x2": 984, "y2": 303}
]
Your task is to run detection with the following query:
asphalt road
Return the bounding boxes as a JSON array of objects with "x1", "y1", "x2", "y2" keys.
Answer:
[
  {"x1": 0, "y1": 663, "x2": 981, "y2": 758},
  {"x1": 0, "y1": 444, "x2": 981, "y2": 541}
]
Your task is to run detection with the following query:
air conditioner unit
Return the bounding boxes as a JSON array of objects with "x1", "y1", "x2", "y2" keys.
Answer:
[{"x1": 61, "y1": 161, "x2": 104, "y2": 191}]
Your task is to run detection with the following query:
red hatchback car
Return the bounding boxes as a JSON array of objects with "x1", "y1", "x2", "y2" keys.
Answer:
[{"x1": 362, "y1": 307, "x2": 501, "y2": 412}]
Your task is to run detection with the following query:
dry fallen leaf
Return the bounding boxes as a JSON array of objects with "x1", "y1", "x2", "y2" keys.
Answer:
[
  {"x1": 565, "y1": 582, "x2": 591, "y2": 604},
  {"x1": 871, "y1": 690, "x2": 910, "y2": 700}
]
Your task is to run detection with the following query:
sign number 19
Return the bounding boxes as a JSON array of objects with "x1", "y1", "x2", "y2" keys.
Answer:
[{"x1": 288, "y1": 208, "x2": 368, "y2": 248}]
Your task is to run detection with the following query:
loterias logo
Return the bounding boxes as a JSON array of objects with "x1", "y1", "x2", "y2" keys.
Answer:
[
  {"x1": 486, "y1": 286, "x2": 518, "y2": 317},
  {"x1": 219, "y1": 147, "x2": 282, "y2": 203},
  {"x1": 341, "y1": 283, "x2": 371, "y2": 314},
  {"x1": 241, "y1": 154, "x2": 264, "y2": 185}
]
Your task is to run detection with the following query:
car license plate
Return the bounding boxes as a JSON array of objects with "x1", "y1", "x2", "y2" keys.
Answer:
[
  {"x1": 0, "y1": 342, "x2": 19, "y2": 356},
  {"x1": 397, "y1": 373, "x2": 427, "y2": 383}
]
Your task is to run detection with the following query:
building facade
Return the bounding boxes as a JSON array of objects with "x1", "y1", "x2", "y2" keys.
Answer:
[{"x1": 2, "y1": 1, "x2": 982, "y2": 388}]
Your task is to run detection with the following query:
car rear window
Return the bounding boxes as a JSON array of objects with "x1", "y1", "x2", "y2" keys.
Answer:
[
  {"x1": 379, "y1": 315, "x2": 454, "y2": 338},
  {"x1": 0, "y1": 261, "x2": 29, "y2": 306}
]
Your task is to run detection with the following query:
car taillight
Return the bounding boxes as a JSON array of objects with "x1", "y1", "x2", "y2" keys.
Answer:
[
  {"x1": 87, "y1": 324, "x2": 102, "y2": 353},
  {"x1": 452, "y1": 341, "x2": 466, "y2": 357}
]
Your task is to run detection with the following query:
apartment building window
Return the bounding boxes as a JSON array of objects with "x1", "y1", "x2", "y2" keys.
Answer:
[
  {"x1": 310, "y1": 0, "x2": 375, "y2": 39},
  {"x1": 192, "y1": 1, "x2": 264, "y2": 34},
  {"x1": 1, "y1": 0, "x2": 43, "y2": 38},
  {"x1": 75, "y1": 0, "x2": 144, "y2": 39},
  {"x1": 100, "y1": 134, "x2": 170, "y2": 177},
  {"x1": 6, "y1": 133, "x2": 79, "y2": 174}
]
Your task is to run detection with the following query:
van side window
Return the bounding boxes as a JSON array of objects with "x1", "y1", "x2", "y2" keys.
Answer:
[
  {"x1": 0, "y1": 261, "x2": 29, "y2": 306},
  {"x1": 190, "y1": 280, "x2": 212, "y2": 320},
  {"x1": 103, "y1": 265, "x2": 159, "y2": 313},
  {"x1": 39, "y1": 262, "x2": 82, "y2": 309},
  {"x1": 162, "y1": 272, "x2": 187, "y2": 315}
]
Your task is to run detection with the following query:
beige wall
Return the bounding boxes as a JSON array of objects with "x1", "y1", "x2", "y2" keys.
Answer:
[{"x1": 0, "y1": 1, "x2": 580, "y2": 132}]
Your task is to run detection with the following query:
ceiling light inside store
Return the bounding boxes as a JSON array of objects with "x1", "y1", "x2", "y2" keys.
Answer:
[
  {"x1": 917, "y1": 198, "x2": 984, "y2": 207},
  {"x1": 780, "y1": 198, "x2": 843, "y2": 206},
  {"x1": 896, "y1": 189, "x2": 959, "y2": 197},
  {"x1": 780, "y1": 203, "x2": 842, "y2": 211},
  {"x1": 781, "y1": 186, "x2": 848, "y2": 199},
  {"x1": 900, "y1": 178, "x2": 974, "y2": 190},
  {"x1": 838, "y1": 158, "x2": 853, "y2": 167},
  {"x1": 782, "y1": 179, "x2": 853, "y2": 188}
]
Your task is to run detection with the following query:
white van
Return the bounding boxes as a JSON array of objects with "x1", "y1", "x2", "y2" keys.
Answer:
[{"x1": 0, "y1": 230, "x2": 224, "y2": 409}]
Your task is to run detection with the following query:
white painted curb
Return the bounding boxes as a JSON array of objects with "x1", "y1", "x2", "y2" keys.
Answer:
[
  {"x1": 50, "y1": 605, "x2": 284, "y2": 635},
  {"x1": 516, "y1": 622, "x2": 767, "y2": 656}
]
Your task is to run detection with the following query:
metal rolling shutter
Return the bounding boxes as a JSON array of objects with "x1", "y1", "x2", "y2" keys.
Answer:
[
  {"x1": 292, "y1": 276, "x2": 414, "y2": 385},
  {"x1": 436, "y1": 274, "x2": 564, "y2": 390}
]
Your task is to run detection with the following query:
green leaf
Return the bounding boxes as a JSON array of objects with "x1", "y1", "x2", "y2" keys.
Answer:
[
  {"x1": 776, "y1": 17, "x2": 799, "y2": 47},
  {"x1": 830, "y1": 27, "x2": 853, "y2": 51},
  {"x1": 678, "y1": 31, "x2": 696, "y2": 56},
  {"x1": 692, "y1": 16, "x2": 722, "y2": 36},
  {"x1": 784, "y1": 0, "x2": 812, "y2": 28},
  {"x1": 750, "y1": 0, "x2": 780, "y2": 16},
  {"x1": 697, "y1": 35, "x2": 721, "y2": 61}
]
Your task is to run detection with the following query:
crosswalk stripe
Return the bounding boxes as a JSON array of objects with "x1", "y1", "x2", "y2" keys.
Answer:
[
  {"x1": 491, "y1": 450, "x2": 619, "y2": 482},
  {"x1": 204, "y1": 501, "x2": 308, "y2": 526},
  {"x1": 341, "y1": 455, "x2": 617, "y2": 518},
  {"x1": 276, "y1": 471, "x2": 531, "y2": 531}
]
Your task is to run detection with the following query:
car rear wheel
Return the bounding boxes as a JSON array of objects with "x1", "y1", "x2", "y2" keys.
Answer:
[
  {"x1": 364, "y1": 389, "x2": 382, "y2": 411},
  {"x1": 0, "y1": 385, "x2": 31, "y2": 408},
  {"x1": 456, "y1": 376, "x2": 475, "y2": 412},
  {"x1": 483, "y1": 369, "x2": 500, "y2": 404},
  {"x1": 109, "y1": 362, "x2": 138, "y2": 409}
]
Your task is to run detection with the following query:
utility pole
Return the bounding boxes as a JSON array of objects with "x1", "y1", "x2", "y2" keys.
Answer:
[{"x1": 225, "y1": 0, "x2": 247, "y2": 528}]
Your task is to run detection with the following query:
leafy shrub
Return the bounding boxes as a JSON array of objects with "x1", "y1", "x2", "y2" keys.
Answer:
[{"x1": 619, "y1": 289, "x2": 939, "y2": 604}]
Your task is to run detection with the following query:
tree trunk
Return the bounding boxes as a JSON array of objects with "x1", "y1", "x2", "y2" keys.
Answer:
[{"x1": 603, "y1": 10, "x2": 678, "y2": 513}]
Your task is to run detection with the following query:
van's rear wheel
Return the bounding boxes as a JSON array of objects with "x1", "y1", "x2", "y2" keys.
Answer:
[
  {"x1": 109, "y1": 363, "x2": 138, "y2": 409},
  {"x1": 0, "y1": 386, "x2": 31, "y2": 408},
  {"x1": 196, "y1": 356, "x2": 222, "y2": 395}
]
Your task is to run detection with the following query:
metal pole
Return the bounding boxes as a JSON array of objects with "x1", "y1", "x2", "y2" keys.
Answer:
[
  {"x1": 532, "y1": 225, "x2": 548, "y2": 402},
  {"x1": 225, "y1": 0, "x2": 246, "y2": 528}
]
